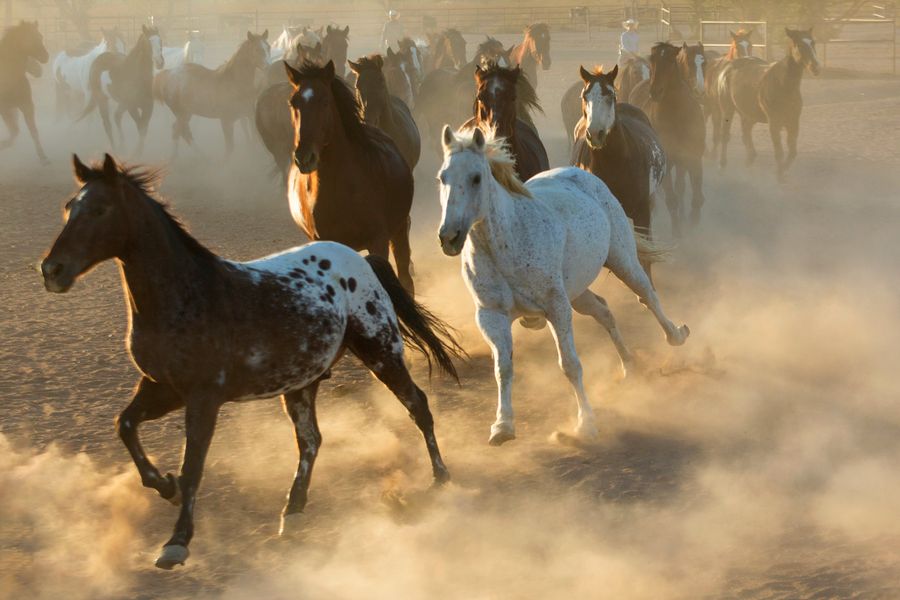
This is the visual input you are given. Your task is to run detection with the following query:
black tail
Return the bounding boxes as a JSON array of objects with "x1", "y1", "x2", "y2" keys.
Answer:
[
  {"x1": 365, "y1": 255, "x2": 467, "y2": 381},
  {"x1": 77, "y1": 52, "x2": 117, "y2": 123}
]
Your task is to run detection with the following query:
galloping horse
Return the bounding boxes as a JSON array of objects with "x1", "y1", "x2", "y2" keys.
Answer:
[
  {"x1": 0, "y1": 21, "x2": 50, "y2": 164},
  {"x1": 460, "y1": 63, "x2": 548, "y2": 181},
  {"x1": 509, "y1": 23, "x2": 552, "y2": 88},
  {"x1": 41, "y1": 153, "x2": 462, "y2": 569},
  {"x1": 636, "y1": 42, "x2": 706, "y2": 236},
  {"x1": 573, "y1": 65, "x2": 667, "y2": 278},
  {"x1": 155, "y1": 31, "x2": 269, "y2": 156},
  {"x1": 349, "y1": 54, "x2": 421, "y2": 169},
  {"x1": 437, "y1": 127, "x2": 689, "y2": 445},
  {"x1": 285, "y1": 60, "x2": 417, "y2": 293},
  {"x1": 321, "y1": 25, "x2": 350, "y2": 78},
  {"x1": 704, "y1": 29, "x2": 759, "y2": 157},
  {"x1": 81, "y1": 24, "x2": 164, "y2": 155},
  {"x1": 53, "y1": 27, "x2": 126, "y2": 116},
  {"x1": 426, "y1": 29, "x2": 467, "y2": 71},
  {"x1": 383, "y1": 45, "x2": 416, "y2": 107},
  {"x1": 628, "y1": 42, "x2": 706, "y2": 107},
  {"x1": 716, "y1": 28, "x2": 819, "y2": 181}
]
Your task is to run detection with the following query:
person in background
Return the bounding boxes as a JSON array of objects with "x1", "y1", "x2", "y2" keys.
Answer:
[
  {"x1": 381, "y1": 10, "x2": 405, "y2": 50},
  {"x1": 618, "y1": 18, "x2": 640, "y2": 66}
]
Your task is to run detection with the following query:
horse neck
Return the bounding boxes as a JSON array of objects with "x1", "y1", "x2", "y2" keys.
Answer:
[
  {"x1": 313, "y1": 105, "x2": 355, "y2": 178},
  {"x1": 219, "y1": 45, "x2": 257, "y2": 83},
  {"x1": 726, "y1": 44, "x2": 738, "y2": 60},
  {"x1": 470, "y1": 172, "x2": 516, "y2": 248},
  {"x1": 118, "y1": 192, "x2": 218, "y2": 322},
  {"x1": 124, "y1": 37, "x2": 151, "y2": 71},
  {"x1": 779, "y1": 51, "x2": 804, "y2": 86},
  {"x1": 0, "y1": 34, "x2": 25, "y2": 68}
]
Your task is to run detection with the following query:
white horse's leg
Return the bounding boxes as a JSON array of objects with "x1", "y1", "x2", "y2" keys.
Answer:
[
  {"x1": 571, "y1": 290, "x2": 633, "y2": 377},
  {"x1": 605, "y1": 242, "x2": 690, "y2": 346},
  {"x1": 546, "y1": 296, "x2": 598, "y2": 440},
  {"x1": 476, "y1": 308, "x2": 516, "y2": 446}
]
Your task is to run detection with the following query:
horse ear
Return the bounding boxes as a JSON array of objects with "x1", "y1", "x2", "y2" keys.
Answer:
[
  {"x1": 324, "y1": 59, "x2": 335, "y2": 80},
  {"x1": 284, "y1": 61, "x2": 303, "y2": 87},
  {"x1": 343, "y1": 26, "x2": 350, "y2": 36},
  {"x1": 261, "y1": 29, "x2": 269, "y2": 40},
  {"x1": 608, "y1": 64, "x2": 619, "y2": 81},
  {"x1": 579, "y1": 65, "x2": 591, "y2": 82},
  {"x1": 374, "y1": 54, "x2": 384, "y2": 69},
  {"x1": 347, "y1": 59, "x2": 360, "y2": 73},
  {"x1": 72, "y1": 154, "x2": 94, "y2": 184},
  {"x1": 441, "y1": 125, "x2": 455, "y2": 151},
  {"x1": 102, "y1": 154, "x2": 119, "y2": 179},
  {"x1": 472, "y1": 127, "x2": 486, "y2": 150}
]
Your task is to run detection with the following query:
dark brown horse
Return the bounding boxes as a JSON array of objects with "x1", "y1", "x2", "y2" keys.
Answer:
[
  {"x1": 286, "y1": 60, "x2": 417, "y2": 293},
  {"x1": 321, "y1": 25, "x2": 350, "y2": 78},
  {"x1": 426, "y1": 29, "x2": 467, "y2": 71},
  {"x1": 41, "y1": 153, "x2": 462, "y2": 570},
  {"x1": 0, "y1": 21, "x2": 49, "y2": 164},
  {"x1": 384, "y1": 45, "x2": 416, "y2": 107},
  {"x1": 461, "y1": 63, "x2": 548, "y2": 181},
  {"x1": 155, "y1": 31, "x2": 269, "y2": 156},
  {"x1": 81, "y1": 24, "x2": 164, "y2": 155},
  {"x1": 717, "y1": 28, "x2": 819, "y2": 181},
  {"x1": 572, "y1": 65, "x2": 666, "y2": 277},
  {"x1": 618, "y1": 56, "x2": 650, "y2": 99},
  {"x1": 510, "y1": 23, "x2": 551, "y2": 89},
  {"x1": 638, "y1": 42, "x2": 706, "y2": 237},
  {"x1": 349, "y1": 54, "x2": 421, "y2": 170},
  {"x1": 704, "y1": 29, "x2": 759, "y2": 158},
  {"x1": 628, "y1": 42, "x2": 706, "y2": 107}
]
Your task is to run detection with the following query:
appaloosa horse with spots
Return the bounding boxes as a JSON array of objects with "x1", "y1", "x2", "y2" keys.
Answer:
[
  {"x1": 0, "y1": 21, "x2": 50, "y2": 164},
  {"x1": 716, "y1": 28, "x2": 819, "y2": 181},
  {"x1": 286, "y1": 60, "x2": 417, "y2": 293},
  {"x1": 460, "y1": 63, "x2": 548, "y2": 181},
  {"x1": 41, "y1": 154, "x2": 463, "y2": 570},
  {"x1": 437, "y1": 127, "x2": 688, "y2": 445},
  {"x1": 572, "y1": 65, "x2": 666, "y2": 279}
]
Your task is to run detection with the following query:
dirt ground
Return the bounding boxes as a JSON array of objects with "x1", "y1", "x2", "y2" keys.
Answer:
[{"x1": 2, "y1": 30, "x2": 900, "y2": 600}]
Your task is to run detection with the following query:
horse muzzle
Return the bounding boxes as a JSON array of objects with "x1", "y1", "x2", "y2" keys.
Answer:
[
  {"x1": 41, "y1": 259, "x2": 75, "y2": 293},
  {"x1": 585, "y1": 130, "x2": 606, "y2": 149},
  {"x1": 294, "y1": 150, "x2": 319, "y2": 174},
  {"x1": 438, "y1": 228, "x2": 465, "y2": 257}
]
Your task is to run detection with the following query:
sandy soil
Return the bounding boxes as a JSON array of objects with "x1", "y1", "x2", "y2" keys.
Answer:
[{"x1": 1, "y1": 31, "x2": 900, "y2": 600}]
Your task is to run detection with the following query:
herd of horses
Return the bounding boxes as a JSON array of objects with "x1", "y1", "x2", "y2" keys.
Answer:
[{"x1": 0, "y1": 17, "x2": 819, "y2": 570}]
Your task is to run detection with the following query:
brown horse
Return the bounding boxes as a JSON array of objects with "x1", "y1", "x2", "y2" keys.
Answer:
[
  {"x1": 510, "y1": 23, "x2": 551, "y2": 89},
  {"x1": 41, "y1": 153, "x2": 462, "y2": 569},
  {"x1": 0, "y1": 21, "x2": 49, "y2": 164},
  {"x1": 628, "y1": 42, "x2": 706, "y2": 107},
  {"x1": 384, "y1": 45, "x2": 416, "y2": 107},
  {"x1": 461, "y1": 63, "x2": 548, "y2": 181},
  {"x1": 349, "y1": 54, "x2": 421, "y2": 170},
  {"x1": 638, "y1": 42, "x2": 706, "y2": 237},
  {"x1": 286, "y1": 60, "x2": 417, "y2": 293},
  {"x1": 426, "y1": 29, "x2": 467, "y2": 71},
  {"x1": 572, "y1": 65, "x2": 666, "y2": 277},
  {"x1": 705, "y1": 29, "x2": 760, "y2": 158},
  {"x1": 263, "y1": 40, "x2": 324, "y2": 88},
  {"x1": 81, "y1": 24, "x2": 164, "y2": 155},
  {"x1": 717, "y1": 28, "x2": 819, "y2": 181},
  {"x1": 155, "y1": 31, "x2": 269, "y2": 156},
  {"x1": 321, "y1": 25, "x2": 350, "y2": 78}
]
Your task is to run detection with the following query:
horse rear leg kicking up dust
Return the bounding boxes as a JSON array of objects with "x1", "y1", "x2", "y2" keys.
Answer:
[{"x1": 437, "y1": 126, "x2": 688, "y2": 445}]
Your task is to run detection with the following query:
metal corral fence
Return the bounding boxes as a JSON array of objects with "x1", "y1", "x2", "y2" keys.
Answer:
[
  {"x1": 700, "y1": 20, "x2": 769, "y2": 61},
  {"x1": 820, "y1": 8, "x2": 896, "y2": 74}
]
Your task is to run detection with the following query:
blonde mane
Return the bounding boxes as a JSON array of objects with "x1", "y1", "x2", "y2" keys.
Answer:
[{"x1": 447, "y1": 125, "x2": 533, "y2": 198}]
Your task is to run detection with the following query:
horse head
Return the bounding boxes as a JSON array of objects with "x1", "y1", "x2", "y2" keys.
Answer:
[
  {"x1": 579, "y1": 64, "x2": 618, "y2": 149},
  {"x1": 786, "y1": 28, "x2": 820, "y2": 76},
  {"x1": 525, "y1": 23, "x2": 551, "y2": 70}
]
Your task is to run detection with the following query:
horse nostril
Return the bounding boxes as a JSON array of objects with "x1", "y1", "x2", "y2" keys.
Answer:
[{"x1": 42, "y1": 260, "x2": 62, "y2": 279}]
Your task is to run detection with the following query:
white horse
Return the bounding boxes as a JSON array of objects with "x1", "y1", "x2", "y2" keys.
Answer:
[
  {"x1": 270, "y1": 25, "x2": 320, "y2": 63},
  {"x1": 52, "y1": 28, "x2": 126, "y2": 115},
  {"x1": 160, "y1": 31, "x2": 206, "y2": 71},
  {"x1": 437, "y1": 126, "x2": 690, "y2": 445}
]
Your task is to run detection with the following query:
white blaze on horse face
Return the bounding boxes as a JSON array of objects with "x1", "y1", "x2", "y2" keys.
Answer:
[
  {"x1": 301, "y1": 88, "x2": 314, "y2": 102},
  {"x1": 694, "y1": 54, "x2": 705, "y2": 92},
  {"x1": 584, "y1": 83, "x2": 615, "y2": 144},
  {"x1": 437, "y1": 151, "x2": 487, "y2": 255},
  {"x1": 67, "y1": 189, "x2": 88, "y2": 220},
  {"x1": 739, "y1": 39, "x2": 751, "y2": 54},
  {"x1": 803, "y1": 38, "x2": 820, "y2": 68}
]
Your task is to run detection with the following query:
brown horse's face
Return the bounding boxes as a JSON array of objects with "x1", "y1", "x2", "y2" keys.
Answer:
[
  {"x1": 349, "y1": 57, "x2": 389, "y2": 127},
  {"x1": 474, "y1": 66, "x2": 518, "y2": 131},
  {"x1": 42, "y1": 155, "x2": 130, "y2": 294},
  {"x1": 730, "y1": 30, "x2": 753, "y2": 58},
  {"x1": 786, "y1": 28, "x2": 820, "y2": 76},
  {"x1": 579, "y1": 65, "x2": 618, "y2": 148},
  {"x1": 140, "y1": 25, "x2": 165, "y2": 70},
  {"x1": 526, "y1": 24, "x2": 551, "y2": 70},
  {"x1": 15, "y1": 21, "x2": 49, "y2": 64},
  {"x1": 649, "y1": 43, "x2": 679, "y2": 100},
  {"x1": 678, "y1": 42, "x2": 706, "y2": 97},
  {"x1": 287, "y1": 61, "x2": 337, "y2": 173},
  {"x1": 474, "y1": 37, "x2": 505, "y2": 67},
  {"x1": 383, "y1": 48, "x2": 414, "y2": 106},
  {"x1": 323, "y1": 26, "x2": 349, "y2": 65},
  {"x1": 244, "y1": 30, "x2": 270, "y2": 70}
]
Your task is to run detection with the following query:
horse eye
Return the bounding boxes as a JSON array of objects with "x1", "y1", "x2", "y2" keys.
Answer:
[{"x1": 472, "y1": 174, "x2": 481, "y2": 186}]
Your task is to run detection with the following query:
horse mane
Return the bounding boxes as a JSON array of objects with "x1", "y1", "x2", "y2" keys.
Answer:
[
  {"x1": 477, "y1": 61, "x2": 544, "y2": 117},
  {"x1": 354, "y1": 54, "x2": 385, "y2": 75},
  {"x1": 446, "y1": 126, "x2": 532, "y2": 198},
  {"x1": 294, "y1": 60, "x2": 370, "y2": 146},
  {"x1": 218, "y1": 36, "x2": 256, "y2": 74}
]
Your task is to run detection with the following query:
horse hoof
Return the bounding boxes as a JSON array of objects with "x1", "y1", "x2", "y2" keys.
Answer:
[
  {"x1": 160, "y1": 473, "x2": 181, "y2": 506},
  {"x1": 279, "y1": 511, "x2": 303, "y2": 537},
  {"x1": 573, "y1": 421, "x2": 600, "y2": 441},
  {"x1": 432, "y1": 468, "x2": 451, "y2": 487},
  {"x1": 155, "y1": 544, "x2": 189, "y2": 570},
  {"x1": 668, "y1": 324, "x2": 690, "y2": 346},
  {"x1": 488, "y1": 423, "x2": 516, "y2": 446}
]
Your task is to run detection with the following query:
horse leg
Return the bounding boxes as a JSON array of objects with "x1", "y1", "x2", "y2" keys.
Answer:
[
  {"x1": 278, "y1": 381, "x2": 322, "y2": 536},
  {"x1": 719, "y1": 103, "x2": 734, "y2": 169},
  {"x1": 741, "y1": 116, "x2": 756, "y2": 166},
  {"x1": 769, "y1": 121, "x2": 786, "y2": 182},
  {"x1": 662, "y1": 167, "x2": 681, "y2": 239},
  {"x1": 545, "y1": 294, "x2": 598, "y2": 440},
  {"x1": 0, "y1": 108, "x2": 19, "y2": 150},
  {"x1": 20, "y1": 100, "x2": 49, "y2": 165},
  {"x1": 688, "y1": 157, "x2": 705, "y2": 227},
  {"x1": 97, "y1": 96, "x2": 116, "y2": 150},
  {"x1": 155, "y1": 397, "x2": 221, "y2": 570},
  {"x1": 708, "y1": 103, "x2": 721, "y2": 158},
  {"x1": 784, "y1": 116, "x2": 800, "y2": 172},
  {"x1": 220, "y1": 118, "x2": 235, "y2": 157},
  {"x1": 476, "y1": 307, "x2": 516, "y2": 445},
  {"x1": 605, "y1": 235, "x2": 690, "y2": 347},
  {"x1": 117, "y1": 377, "x2": 185, "y2": 503},
  {"x1": 351, "y1": 329, "x2": 450, "y2": 482},
  {"x1": 571, "y1": 291, "x2": 633, "y2": 378},
  {"x1": 389, "y1": 217, "x2": 415, "y2": 296}
]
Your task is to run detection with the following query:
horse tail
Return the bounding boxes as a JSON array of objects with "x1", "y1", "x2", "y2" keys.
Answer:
[
  {"x1": 633, "y1": 227, "x2": 672, "y2": 264},
  {"x1": 364, "y1": 255, "x2": 466, "y2": 381},
  {"x1": 77, "y1": 52, "x2": 115, "y2": 122}
]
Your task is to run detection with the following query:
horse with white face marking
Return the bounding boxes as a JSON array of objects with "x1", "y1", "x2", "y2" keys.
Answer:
[
  {"x1": 41, "y1": 154, "x2": 462, "y2": 570},
  {"x1": 573, "y1": 65, "x2": 667, "y2": 280},
  {"x1": 437, "y1": 126, "x2": 689, "y2": 445}
]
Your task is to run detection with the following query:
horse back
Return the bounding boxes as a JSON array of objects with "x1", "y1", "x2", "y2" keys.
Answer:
[{"x1": 387, "y1": 95, "x2": 422, "y2": 169}]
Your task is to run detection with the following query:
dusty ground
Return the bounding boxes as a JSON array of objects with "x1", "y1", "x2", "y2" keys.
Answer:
[{"x1": 1, "y1": 30, "x2": 900, "y2": 600}]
